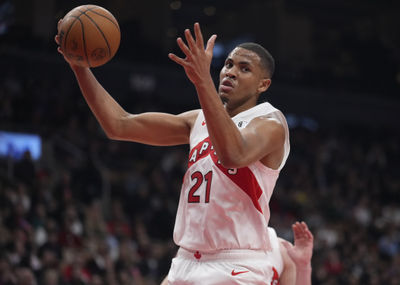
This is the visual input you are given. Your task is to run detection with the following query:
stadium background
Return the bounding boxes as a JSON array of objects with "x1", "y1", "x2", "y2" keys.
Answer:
[{"x1": 0, "y1": 0, "x2": 399, "y2": 284}]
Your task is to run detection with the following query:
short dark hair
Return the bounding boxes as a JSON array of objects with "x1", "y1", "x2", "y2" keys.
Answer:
[{"x1": 237, "y1": 42, "x2": 275, "y2": 78}]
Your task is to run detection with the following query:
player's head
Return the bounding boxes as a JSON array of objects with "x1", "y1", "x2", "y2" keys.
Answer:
[
  {"x1": 236, "y1": 42, "x2": 275, "y2": 78},
  {"x1": 218, "y1": 43, "x2": 274, "y2": 109}
]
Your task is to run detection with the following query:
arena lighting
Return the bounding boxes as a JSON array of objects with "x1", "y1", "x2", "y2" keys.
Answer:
[
  {"x1": 203, "y1": 6, "x2": 216, "y2": 16},
  {"x1": 0, "y1": 131, "x2": 42, "y2": 160},
  {"x1": 170, "y1": 1, "x2": 182, "y2": 10},
  {"x1": 286, "y1": 114, "x2": 319, "y2": 131},
  {"x1": 0, "y1": 0, "x2": 14, "y2": 35}
]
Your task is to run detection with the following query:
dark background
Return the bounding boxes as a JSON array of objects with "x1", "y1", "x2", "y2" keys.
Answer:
[
  {"x1": 3, "y1": 0, "x2": 400, "y2": 128},
  {"x1": 0, "y1": 0, "x2": 399, "y2": 284}
]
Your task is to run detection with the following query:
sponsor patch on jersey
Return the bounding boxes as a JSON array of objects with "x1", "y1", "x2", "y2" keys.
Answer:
[{"x1": 237, "y1": 120, "x2": 248, "y2": 128}]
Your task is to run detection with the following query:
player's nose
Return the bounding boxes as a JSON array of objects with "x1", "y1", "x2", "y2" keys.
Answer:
[{"x1": 225, "y1": 68, "x2": 237, "y2": 79}]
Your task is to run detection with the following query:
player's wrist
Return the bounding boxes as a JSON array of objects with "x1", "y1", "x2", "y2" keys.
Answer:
[
  {"x1": 194, "y1": 76, "x2": 214, "y2": 89},
  {"x1": 71, "y1": 64, "x2": 89, "y2": 73},
  {"x1": 296, "y1": 263, "x2": 312, "y2": 272}
]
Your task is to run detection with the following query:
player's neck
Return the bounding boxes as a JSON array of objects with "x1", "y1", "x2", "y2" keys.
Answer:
[{"x1": 224, "y1": 100, "x2": 257, "y2": 118}]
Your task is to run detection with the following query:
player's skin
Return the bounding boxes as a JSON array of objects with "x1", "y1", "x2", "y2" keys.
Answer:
[
  {"x1": 280, "y1": 222, "x2": 314, "y2": 285},
  {"x1": 160, "y1": 222, "x2": 313, "y2": 285},
  {"x1": 54, "y1": 21, "x2": 285, "y2": 170}
]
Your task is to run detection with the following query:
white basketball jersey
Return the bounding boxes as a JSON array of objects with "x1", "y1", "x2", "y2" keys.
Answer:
[
  {"x1": 267, "y1": 227, "x2": 284, "y2": 278},
  {"x1": 173, "y1": 102, "x2": 290, "y2": 252}
]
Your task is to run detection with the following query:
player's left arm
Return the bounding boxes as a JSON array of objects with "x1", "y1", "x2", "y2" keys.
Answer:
[
  {"x1": 281, "y1": 222, "x2": 313, "y2": 285},
  {"x1": 279, "y1": 238, "x2": 296, "y2": 285},
  {"x1": 169, "y1": 23, "x2": 285, "y2": 169},
  {"x1": 160, "y1": 276, "x2": 168, "y2": 285}
]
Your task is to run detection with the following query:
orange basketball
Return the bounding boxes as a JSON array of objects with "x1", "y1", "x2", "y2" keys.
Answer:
[{"x1": 58, "y1": 5, "x2": 121, "y2": 68}]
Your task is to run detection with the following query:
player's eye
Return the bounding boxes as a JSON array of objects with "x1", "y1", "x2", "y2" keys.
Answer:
[{"x1": 225, "y1": 61, "x2": 233, "y2": 68}]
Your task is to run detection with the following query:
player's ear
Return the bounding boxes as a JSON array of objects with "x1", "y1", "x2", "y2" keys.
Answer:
[{"x1": 257, "y1": 78, "x2": 271, "y2": 93}]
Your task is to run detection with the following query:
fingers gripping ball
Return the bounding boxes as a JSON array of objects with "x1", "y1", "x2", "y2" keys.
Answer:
[{"x1": 58, "y1": 5, "x2": 120, "y2": 68}]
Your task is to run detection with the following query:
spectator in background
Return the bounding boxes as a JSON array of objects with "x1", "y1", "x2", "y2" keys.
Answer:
[
  {"x1": 13, "y1": 151, "x2": 36, "y2": 188},
  {"x1": 15, "y1": 267, "x2": 36, "y2": 285}
]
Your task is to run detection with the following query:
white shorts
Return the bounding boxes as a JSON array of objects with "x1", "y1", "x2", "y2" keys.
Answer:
[{"x1": 167, "y1": 247, "x2": 278, "y2": 285}]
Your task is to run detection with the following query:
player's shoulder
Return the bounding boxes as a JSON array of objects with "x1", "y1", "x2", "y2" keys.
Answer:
[
  {"x1": 178, "y1": 109, "x2": 201, "y2": 118},
  {"x1": 256, "y1": 101, "x2": 280, "y2": 114},
  {"x1": 247, "y1": 115, "x2": 285, "y2": 138},
  {"x1": 246, "y1": 102, "x2": 284, "y2": 126},
  {"x1": 256, "y1": 115, "x2": 284, "y2": 125}
]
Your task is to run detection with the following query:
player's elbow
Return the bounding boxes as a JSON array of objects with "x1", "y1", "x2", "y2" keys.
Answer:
[
  {"x1": 100, "y1": 125, "x2": 119, "y2": 140},
  {"x1": 103, "y1": 115, "x2": 132, "y2": 141},
  {"x1": 102, "y1": 120, "x2": 124, "y2": 141},
  {"x1": 218, "y1": 153, "x2": 245, "y2": 169},
  {"x1": 104, "y1": 129, "x2": 119, "y2": 140}
]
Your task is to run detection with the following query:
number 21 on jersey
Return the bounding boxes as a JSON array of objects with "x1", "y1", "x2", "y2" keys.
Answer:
[{"x1": 188, "y1": 170, "x2": 213, "y2": 203}]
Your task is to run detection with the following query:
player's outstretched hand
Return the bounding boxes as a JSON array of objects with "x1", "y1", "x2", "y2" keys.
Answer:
[
  {"x1": 168, "y1": 22, "x2": 217, "y2": 85},
  {"x1": 282, "y1": 221, "x2": 313, "y2": 268}
]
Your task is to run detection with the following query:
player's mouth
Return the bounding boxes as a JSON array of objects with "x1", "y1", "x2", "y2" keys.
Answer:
[{"x1": 219, "y1": 78, "x2": 234, "y2": 93}]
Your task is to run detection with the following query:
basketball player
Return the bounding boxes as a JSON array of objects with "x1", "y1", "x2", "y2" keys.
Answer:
[
  {"x1": 55, "y1": 22, "x2": 290, "y2": 284},
  {"x1": 161, "y1": 221, "x2": 313, "y2": 285}
]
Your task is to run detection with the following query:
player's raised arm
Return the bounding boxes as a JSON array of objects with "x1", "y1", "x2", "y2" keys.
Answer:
[
  {"x1": 66, "y1": 63, "x2": 197, "y2": 146},
  {"x1": 169, "y1": 23, "x2": 285, "y2": 169},
  {"x1": 55, "y1": 21, "x2": 197, "y2": 146}
]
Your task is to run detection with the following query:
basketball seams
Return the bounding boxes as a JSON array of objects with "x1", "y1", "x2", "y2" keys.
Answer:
[
  {"x1": 77, "y1": 18, "x2": 90, "y2": 68},
  {"x1": 60, "y1": 5, "x2": 120, "y2": 68},
  {"x1": 62, "y1": 16, "x2": 80, "y2": 58},
  {"x1": 62, "y1": 16, "x2": 79, "y2": 51},
  {"x1": 62, "y1": 8, "x2": 87, "y2": 56},
  {"x1": 76, "y1": 6, "x2": 97, "y2": 14},
  {"x1": 76, "y1": 6, "x2": 119, "y2": 31},
  {"x1": 82, "y1": 13, "x2": 112, "y2": 58},
  {"x1": 88, "y1": 9, "x2": 120, "y2": 32},
  {"x1": 63, "y1": 7, "x2": 98, "y2": 67}
]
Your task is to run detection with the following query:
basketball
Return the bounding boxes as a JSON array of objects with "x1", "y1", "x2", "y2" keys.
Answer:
[{"x1": 58, "y1": 5, "x2": 121, "y2": 68}]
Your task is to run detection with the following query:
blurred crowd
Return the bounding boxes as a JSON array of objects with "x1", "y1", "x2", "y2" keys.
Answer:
[{"x1": 0, "y1": 60, "x2": 399, "y2": 285}]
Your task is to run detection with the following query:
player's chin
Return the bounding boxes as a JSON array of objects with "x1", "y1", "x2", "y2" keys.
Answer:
[{"x1": 218, "y1": 92, "x2": 229, "y2": 104}]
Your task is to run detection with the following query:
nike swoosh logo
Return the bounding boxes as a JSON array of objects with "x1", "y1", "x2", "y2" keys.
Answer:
[{"x1": 231, "y1": 270, "x2": 249, "y2": 276}]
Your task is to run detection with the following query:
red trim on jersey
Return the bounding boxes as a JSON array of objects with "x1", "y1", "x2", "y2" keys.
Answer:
[
  {"x1": 188, "y1": 137, "x2": 263, "y2": 213},
  {"x1": 188, "y1": 137, "x2": 213, "y2": 168},
  {"x1": 210, "y1": 154, "x2": 263, "y2": 213},
  {"x1": 271, "y1": 267, "x2": 280, "y2": 284}
]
